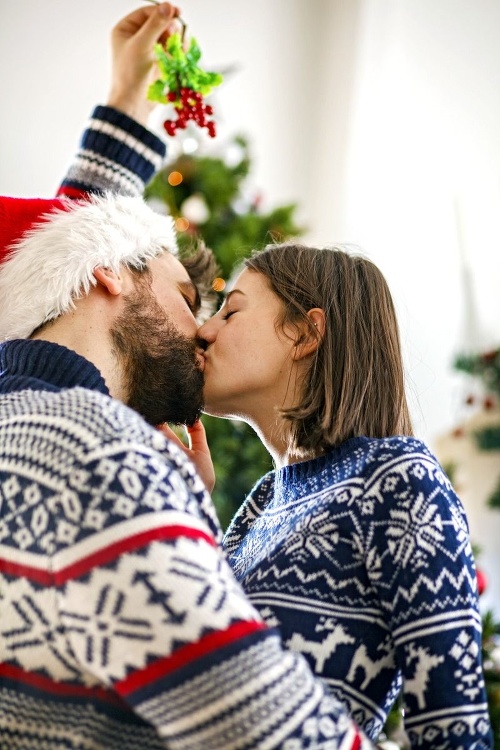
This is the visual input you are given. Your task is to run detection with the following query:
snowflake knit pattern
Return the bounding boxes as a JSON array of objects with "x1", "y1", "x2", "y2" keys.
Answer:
[
  {"x1": 0, "y1": 339, "x2": 371, "y2": 750},
  {"x1": 223, "y1": 437, "x2": 492, "y2": 749}
]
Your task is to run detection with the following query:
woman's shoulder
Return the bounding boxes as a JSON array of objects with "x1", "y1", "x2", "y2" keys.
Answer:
[
  {"x1": 317, "y1": 435, "x2": 453, "y2": 506},
  {"x1": 343, "y1": 434, "x2": 440, "y2": 469}
]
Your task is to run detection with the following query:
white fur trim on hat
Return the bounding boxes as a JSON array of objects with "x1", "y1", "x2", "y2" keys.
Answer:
[{"x1": 0, "y1": 193, "x2": 178, "y2": 341}]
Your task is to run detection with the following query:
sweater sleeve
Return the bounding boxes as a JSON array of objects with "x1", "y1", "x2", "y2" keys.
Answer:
[
  {"x1": 360, "y1": 441, "x2": 492, "y2": 750},
  {"x1": 56, "y1": 105, "x2": 166, "y2": 199}
]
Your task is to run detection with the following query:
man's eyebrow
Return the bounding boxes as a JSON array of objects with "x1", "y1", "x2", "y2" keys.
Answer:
[{"x1": 178, "y1": 280, "x2": 201, "y2": 312}]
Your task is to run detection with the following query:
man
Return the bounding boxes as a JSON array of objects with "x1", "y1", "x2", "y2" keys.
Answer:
[{"x1": 0, "y1": 193, "x2": 371, "y2": 749}]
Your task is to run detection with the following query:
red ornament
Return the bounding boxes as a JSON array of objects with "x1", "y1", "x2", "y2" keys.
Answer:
[
  {"x1": 481, "y1": 350, "x2": 498, "y2": 363},
  {"x1": 476, "y1": 567, "x2": 487, "y2": 596}
]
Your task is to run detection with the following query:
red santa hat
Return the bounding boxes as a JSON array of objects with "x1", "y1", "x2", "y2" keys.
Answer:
[{"x1": 0, "y1": 193, "x2": 178, "y2": 341}]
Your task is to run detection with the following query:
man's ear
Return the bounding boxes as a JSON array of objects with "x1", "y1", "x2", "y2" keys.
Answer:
[
  {"x1": 291, "y1": 308, "x2": 326, "y2": 361},
  {"x1": 93, "y1": 266, "x2": 123, "y2": 296}
]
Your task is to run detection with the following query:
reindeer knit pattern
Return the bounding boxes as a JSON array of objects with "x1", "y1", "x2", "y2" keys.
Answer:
[
  {"x1": 223, "y1": 438, "x2": 492, "y2": 750},
  {"x1": 0, "y1": 339, "x2": 371, "y2": 750}
]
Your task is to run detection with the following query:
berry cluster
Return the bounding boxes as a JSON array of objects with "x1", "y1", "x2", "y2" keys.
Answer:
[{"x1": 163, "y1": 88, "x2": 216, "y2": 138}]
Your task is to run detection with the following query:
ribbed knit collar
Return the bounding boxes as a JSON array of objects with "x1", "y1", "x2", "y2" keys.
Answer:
[
  {"x1": 274, "y1": 437, "x2": 368, "y2": 489},
  {"x1": 0, "y1": 339, "x2": 109, "y2": 394}
]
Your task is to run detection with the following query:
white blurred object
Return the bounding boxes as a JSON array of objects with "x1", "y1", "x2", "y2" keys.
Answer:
[{"x1": 181, "y1": 194, "x2": 210, "y2": 225}]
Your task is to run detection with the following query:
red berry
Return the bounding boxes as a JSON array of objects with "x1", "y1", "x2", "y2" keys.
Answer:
[
  {"x1": 207, "y1": 121, "x2": 216, "y2": 138},
  {"x1": 163, "y1": 120, "x2": 177, "y2": 136},
  {"x1": 204, "y1": 105, "x2": 214, "y2": 115},
  {"x1": 167, "y1": 91, "x2": 177, "y2": 102}
]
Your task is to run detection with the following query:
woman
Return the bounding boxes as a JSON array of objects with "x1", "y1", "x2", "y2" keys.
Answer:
[{"x1": 197, "y1": 244, "x2": 491, "y2": 749}]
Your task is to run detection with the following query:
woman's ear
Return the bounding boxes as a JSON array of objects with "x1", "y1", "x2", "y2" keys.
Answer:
[
  {"x1": 93, "y1": 266, "x2": 123, "y2": 296},
  {"x1": 292, "y1": 308, "x2": 326, "y2": 361}
]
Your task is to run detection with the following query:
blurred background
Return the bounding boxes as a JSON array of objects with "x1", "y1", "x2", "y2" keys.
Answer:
[{"x1": 1, "y1": 1, "x2": 499, "y2": 623}]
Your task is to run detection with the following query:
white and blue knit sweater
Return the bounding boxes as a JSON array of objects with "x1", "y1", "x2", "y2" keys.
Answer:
[
  {"x1": 0, "y1": 339, "x2": 371, "y2": 750},
  {"x1": 223, "y1": 439, "x2": 492, "y2": 749}
]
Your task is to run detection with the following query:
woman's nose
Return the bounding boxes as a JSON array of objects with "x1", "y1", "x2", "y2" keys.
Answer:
[{"x1": 197, "y1": 317, "x2": 217, "y2": 344}]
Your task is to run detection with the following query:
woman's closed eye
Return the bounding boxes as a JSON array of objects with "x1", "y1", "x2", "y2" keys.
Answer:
[{"x1": 222, "y1": 310, "x2": 236, "y2": 320}]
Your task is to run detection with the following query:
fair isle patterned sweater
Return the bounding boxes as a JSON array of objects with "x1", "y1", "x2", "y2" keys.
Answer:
[
  {"x1": 223, "y1": 438, "x2": 492, "y2": 749},
  {"x1": 0, "y1": 339, "x2": 371, "y2": 750}
]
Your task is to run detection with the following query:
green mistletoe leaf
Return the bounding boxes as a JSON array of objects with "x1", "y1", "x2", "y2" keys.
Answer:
[{"x1": 148, "y1": 33, "x2": 223, "y2": 99}]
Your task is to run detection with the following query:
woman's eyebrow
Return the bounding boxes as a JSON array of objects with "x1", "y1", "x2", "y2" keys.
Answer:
[{"x1": 224, "y1": 289, "x2": 245, "y2": 303}]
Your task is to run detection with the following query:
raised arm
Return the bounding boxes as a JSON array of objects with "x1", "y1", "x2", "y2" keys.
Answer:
[{"x1": 57, "y1": 4, "x2": 179, "y2": 199}]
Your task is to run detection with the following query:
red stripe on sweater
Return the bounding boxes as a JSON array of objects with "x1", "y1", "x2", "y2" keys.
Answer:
[
  {"x1": 350, "y1": 730, "x2": 362, "y2": 750},
  {"x1": 0, "y1": 525, "x2": 215, "y2": 585},
  {"x1": 116, "y1": 619, "x2": 267, "y2": 696},
  {"x1": 0, "y1": 663, "x2": 128, "y2": 708}
]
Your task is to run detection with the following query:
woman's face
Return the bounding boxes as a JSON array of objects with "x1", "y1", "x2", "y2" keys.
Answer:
[{"x1": 198, "y1": 268, "x2": 299, "y2": 421}]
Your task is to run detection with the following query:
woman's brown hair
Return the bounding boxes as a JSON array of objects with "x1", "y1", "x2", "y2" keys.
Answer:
[{"x1": 245, "y1": 243, "x2": 414, "y2": 455}]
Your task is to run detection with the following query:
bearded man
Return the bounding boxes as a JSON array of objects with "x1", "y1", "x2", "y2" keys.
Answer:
[{"x1": 0, "y1": 193, "x2": 371, "y2": 750}]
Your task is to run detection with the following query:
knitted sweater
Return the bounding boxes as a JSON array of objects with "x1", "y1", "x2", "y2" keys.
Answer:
[
  {"x1": 223, "y1": 438, "x2": 492, "y2": 749},
  {"x1": 0, "y1": 339, "x2": 371, "y2": 750},
  {"x1": 57, "y1": 105, "x2": 167, "y2": 199}
]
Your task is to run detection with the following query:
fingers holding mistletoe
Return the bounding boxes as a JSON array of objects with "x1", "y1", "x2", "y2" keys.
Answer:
[{"x1": 107, "y1": 3, "x2": 182, "y2": 124}]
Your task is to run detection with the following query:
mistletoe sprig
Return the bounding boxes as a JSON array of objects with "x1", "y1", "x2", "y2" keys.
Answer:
[{"x1": 148, "y1": 32, "x2": 223, "y2": 137}]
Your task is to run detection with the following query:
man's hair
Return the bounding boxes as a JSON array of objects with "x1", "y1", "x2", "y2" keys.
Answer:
[
  {"x1": 245, "y1": 243, "x2": 414, "y2": 455},
  {"x1": 179, "y1": 240, "x2": 219, "y2": 322}
]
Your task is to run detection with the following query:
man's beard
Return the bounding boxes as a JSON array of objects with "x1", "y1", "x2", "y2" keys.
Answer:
[{"x1": 111, "y1": 284, "x2": 204, "y2": 427}]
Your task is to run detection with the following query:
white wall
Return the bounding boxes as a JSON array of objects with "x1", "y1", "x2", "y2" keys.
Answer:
[{"x1": 1, "y1": 0, "x2": 499, "y2": 610}]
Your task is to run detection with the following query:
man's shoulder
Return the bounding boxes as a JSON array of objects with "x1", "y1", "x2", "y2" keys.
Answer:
[
  {"x1": 0, "y1": 385, "x2": 151, "y2": 439},
  {"x1": 0, "y1": 385, "x2": 221, "y2": 546},
  {"x1": 0, "y1": 386, "x2": 176, "y2": 468}
]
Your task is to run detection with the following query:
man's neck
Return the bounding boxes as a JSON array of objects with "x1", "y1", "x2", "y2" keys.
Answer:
[{"x1": 31, "y1": 317, "x2": 124, "y2": 402}]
